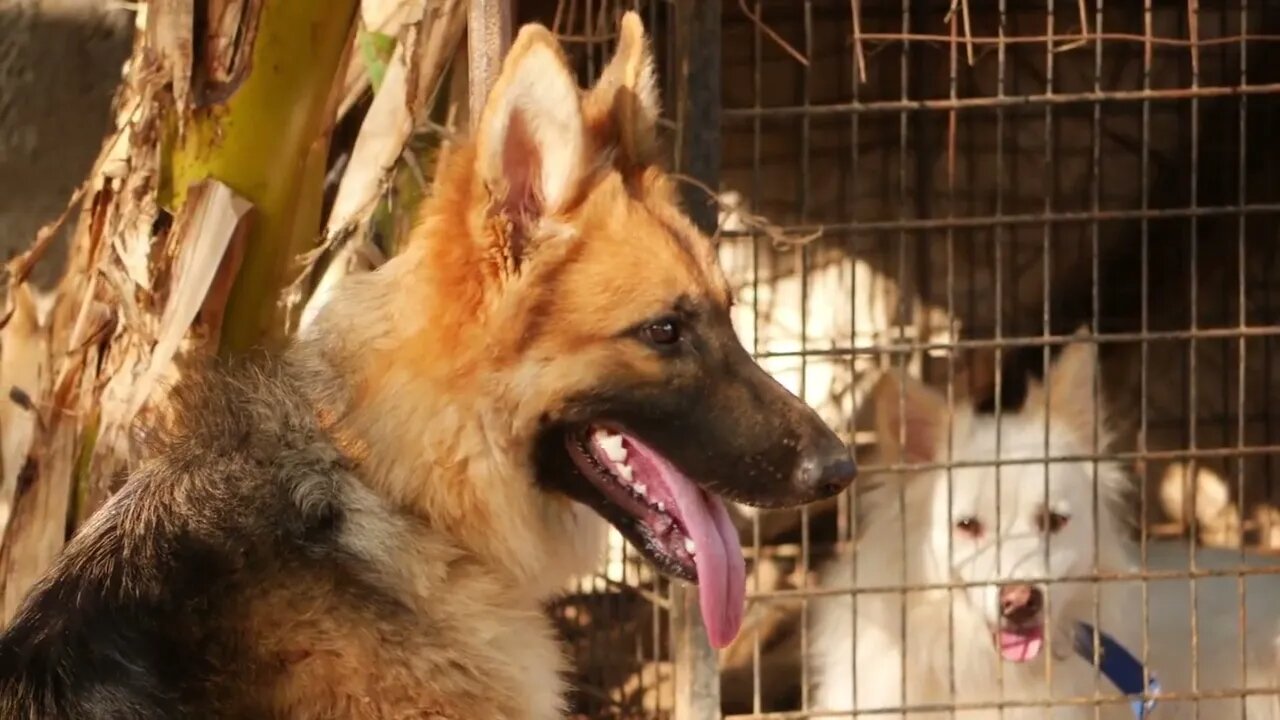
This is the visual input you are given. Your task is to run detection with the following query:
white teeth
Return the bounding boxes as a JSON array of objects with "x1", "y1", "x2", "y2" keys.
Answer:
[
  {"x1": 684, "y1": 538, "x2": 697, "y2": 555},
  {"x1": 595, "y1": 433, "x2": 627, "y2": 463},
  {"x1": 592, "y1": 429, "x2": 667, "y2": 512}
]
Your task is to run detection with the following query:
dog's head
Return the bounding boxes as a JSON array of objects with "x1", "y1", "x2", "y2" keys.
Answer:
[
  {"x1": 306, "y1": 13, "x2": 854, "y2": 648},
  {"x1": 873, "y1": 334, "x2": 1129, "y2": 664}
]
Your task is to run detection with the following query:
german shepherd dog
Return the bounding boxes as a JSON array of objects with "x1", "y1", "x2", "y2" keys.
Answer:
[{"x1": 0, "y1": 12, "x2": 855, "y2": 720}]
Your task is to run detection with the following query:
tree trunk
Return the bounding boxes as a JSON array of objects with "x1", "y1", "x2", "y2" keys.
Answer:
[{"x1": 0, "y1": 0, "x2": 468, "y2": 622}]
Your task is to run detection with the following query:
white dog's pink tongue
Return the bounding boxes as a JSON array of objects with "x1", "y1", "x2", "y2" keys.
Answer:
[
  {"x1": 623, "y1": 435, "x2": 746, "y2": 649},
  {"x1": 998, "y1": 627, "x2": 1044, "y2": 663}
]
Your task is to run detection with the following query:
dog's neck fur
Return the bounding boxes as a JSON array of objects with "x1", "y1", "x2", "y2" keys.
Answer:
[{"x1": 287, "y1": 144, "x2": 606, "y2": 602}]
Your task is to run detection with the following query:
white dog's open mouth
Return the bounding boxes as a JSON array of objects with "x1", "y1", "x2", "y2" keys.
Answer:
[{"x1": 997, "y1": 624, "x2": 1045, "y2": 662}]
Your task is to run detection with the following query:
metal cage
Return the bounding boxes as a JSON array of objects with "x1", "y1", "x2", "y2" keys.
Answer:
[{"x1": 525, "y1": 1, "x2": 1280, "y2": 718}]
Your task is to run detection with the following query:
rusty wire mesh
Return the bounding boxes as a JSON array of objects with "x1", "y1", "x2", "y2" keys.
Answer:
[{"x1": 536, "y1": 1, "x2": 1280, "y2": 718}]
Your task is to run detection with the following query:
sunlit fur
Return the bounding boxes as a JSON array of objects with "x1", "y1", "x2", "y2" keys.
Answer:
[
  {"x1": 810, "y1": 336, "x2": 1280, "y2": 720},
  {"x1": 0, "y1": 14, "x2": 758, "y2": 720}
]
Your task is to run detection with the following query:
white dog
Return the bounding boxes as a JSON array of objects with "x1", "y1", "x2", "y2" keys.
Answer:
[{"x1": 809, "y1": 336, "x2": 1280, "y2": 719}]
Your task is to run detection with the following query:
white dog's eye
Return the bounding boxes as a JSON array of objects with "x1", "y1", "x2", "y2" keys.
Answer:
[
  {"x1": 954, "y1": 516, "x2": 984, "y2": 538},
  {"x1": 1038, "y1": 510, "x2": 1070, "y2": 534}
]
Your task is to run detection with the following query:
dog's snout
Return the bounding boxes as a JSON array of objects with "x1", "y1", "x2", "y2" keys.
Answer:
[
  {"x1": 797, "y1": 441, "x2": 857, "y2": 500},
  {"x1": 999, "y1": 584, "x2": 1044, "y2": 624}
]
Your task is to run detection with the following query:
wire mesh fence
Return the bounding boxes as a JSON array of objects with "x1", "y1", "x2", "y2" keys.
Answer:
[{"x1": 534, "y1": 0, "x2": 1280, "y2": 717}]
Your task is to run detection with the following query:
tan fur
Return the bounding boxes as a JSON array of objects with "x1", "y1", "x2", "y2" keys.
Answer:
[{"x1": 240, "y1": 523, "x2": 568, "y2": 719}]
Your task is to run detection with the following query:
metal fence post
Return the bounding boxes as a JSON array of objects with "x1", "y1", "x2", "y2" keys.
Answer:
[
  {"x1": 468, "y1": 0, "x2": 514, "y2": 125},
  {"x1": 672, "y1": 0, "x2": 722, "y2": 719},
  {"x1": 672, "y1": 585, "x2": 721, "y2": 720}
]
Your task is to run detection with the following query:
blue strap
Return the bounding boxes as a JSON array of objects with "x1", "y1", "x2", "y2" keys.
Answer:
[{"x1": 1073, "y1": 621, "x2": 1160, "y2": 718}]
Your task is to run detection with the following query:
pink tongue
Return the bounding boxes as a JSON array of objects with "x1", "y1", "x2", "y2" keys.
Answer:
[
  {"x1": 623, "y1": 436, "x2": 746, "y2": 649},
  {"x1": 998, "y1": 627, "x2": 1044, "y2": 663},
  {"x1": 689, "y1": 494, "x2": 747, "y2": 649}
]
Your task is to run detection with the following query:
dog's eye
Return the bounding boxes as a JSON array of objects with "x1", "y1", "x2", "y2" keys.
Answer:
[
  {"x1": 955, "y1": 517, "x2": 983, "y2": 538},
  {"x1": 642, "y1": 318, "x2": 681, "y2": 347},
  {"x1": 1039, "y1": 510, "x2": 1070, "y2": 534}
]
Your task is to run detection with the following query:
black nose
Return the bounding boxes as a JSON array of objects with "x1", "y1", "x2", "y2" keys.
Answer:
[{"x1": 797, "y1": 444, "x2": 857, "y2": 499}]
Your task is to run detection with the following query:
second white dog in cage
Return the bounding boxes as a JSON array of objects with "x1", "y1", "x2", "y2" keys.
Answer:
[{"x1": 809, "y1": 335, "x2": 1280, "y2": 720}]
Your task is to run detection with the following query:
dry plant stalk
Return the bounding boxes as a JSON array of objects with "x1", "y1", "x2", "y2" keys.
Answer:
[
  {"x1": 0, "y1": 0, "x2": 483, "y2": 618},
  {"x1": 0, "y1": 0, "x2": 497, "y2": 622},
  {"x1": 297, "y1": 0, "x2": 469, "y2": 333},
  {"x1": 0, "y1": 0, "x2": 357, "y2": 621}
]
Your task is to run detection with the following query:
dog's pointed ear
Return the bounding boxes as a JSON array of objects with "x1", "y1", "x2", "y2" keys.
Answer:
[
  {"x1": 1037, "y1": 327, "x2": 1106, "y2": 447},
  {"x1": 583, "y1": 11, "x2": 660, "y2": 168},
  {"x1": 874, "y1": 369, "x2": 959, "y2": 465},
  {"x1": 475, "y1": 24, "x2": 586, "y2": 261}
]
